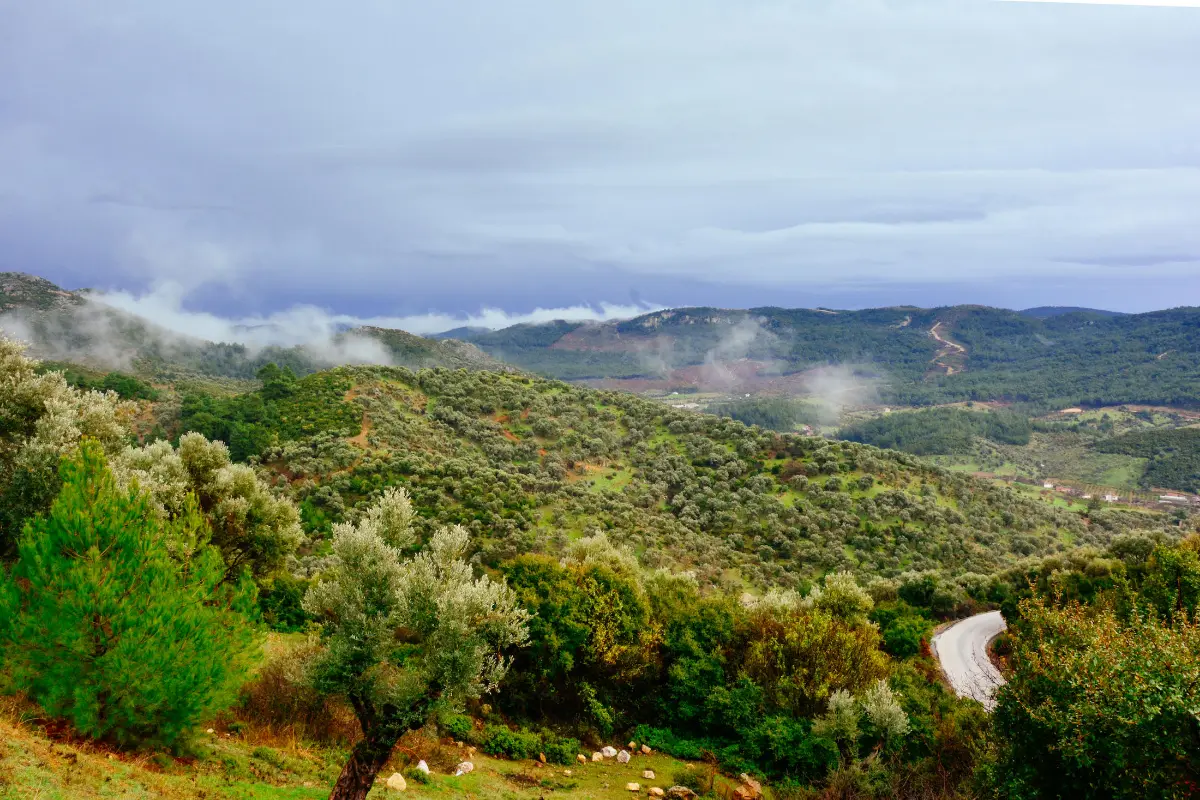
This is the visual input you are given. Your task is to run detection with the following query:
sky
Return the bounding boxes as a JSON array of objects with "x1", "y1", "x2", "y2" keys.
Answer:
[{"x1": 2, "y1": 0, "x2": 1200, "y2": 336}]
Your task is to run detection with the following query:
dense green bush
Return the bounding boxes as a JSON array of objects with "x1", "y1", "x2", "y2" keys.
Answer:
[
  {"x1": 257, "y1": 573, "x2": 311, "y2": 632},
  {"x1": 541, "y1": 734, "x2": 582, "y2": 765},
  {"x1": 993, "y1": 594, "x2": 1200, "y2": 799},
  {"x1": 441, "y1": 713, "x2": 476, "y2": 744},
  {"x1": 481, "y1": 724, "x2": 542, "y2": 760}
]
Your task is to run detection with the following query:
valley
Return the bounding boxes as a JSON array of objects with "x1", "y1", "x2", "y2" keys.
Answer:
[{"x1": 2, "y1": 273, "x2": 1198, "y2": 799}]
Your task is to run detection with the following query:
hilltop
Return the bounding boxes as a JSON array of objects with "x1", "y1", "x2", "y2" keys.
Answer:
[
  {"x1": 439, "y1": 304, "x2": 1200, "y2": 410},
  {"x1": 0, "y1": 272, "x2": 504, "y2": 380}
]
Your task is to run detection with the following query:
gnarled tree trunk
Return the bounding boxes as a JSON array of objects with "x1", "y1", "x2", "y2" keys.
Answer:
[
  {"x1": 328, "y1": 689, "x2": 441, "y2": 800},
  {"x1": 328, "y1": 733, "x2": 397, "y2": 800}
]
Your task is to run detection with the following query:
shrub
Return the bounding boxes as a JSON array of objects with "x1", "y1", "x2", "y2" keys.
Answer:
[
  {"x1": 541, "y1": 734, "x2": 582, "y2": 765},
  {"x1": 405, "y1": 767, "x2": 432, "y2": 784},
  {"x1": 881, "y1": 615, "x2": 931, "y2": 659},
  {"x1": 671, "y1": 767, "x2": 712, "y2": 794},
  {"x1": 481, "y1": 724, "x2": 541, "y2": 760},
  {"x1": 257, "y1": 573, "x2": 311, "y2": 632},
  {"x1": 441, "y1": 713, "x2": 476, "y2": 744},
  {"x1": 992, "y1": 595, "x2": 1200, "y2": 799},
  {"x1": 633, "y1": 725, "x2": 709, "y2": 761},
  {"x1": 236, "y1": 641, "x2": 358, "y2": 745}
]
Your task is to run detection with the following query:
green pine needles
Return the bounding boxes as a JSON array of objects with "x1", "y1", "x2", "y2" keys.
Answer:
[{"x1": 0, "y1": 441, "x2": 258, "y2": 749}]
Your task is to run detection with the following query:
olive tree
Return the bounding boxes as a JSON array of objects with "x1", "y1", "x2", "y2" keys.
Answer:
[
  {"x1": 302, "y1": 487, "x2": 529, "y2": 800},
  {"x1": 0, "y1": 337, "x2": 133, "y2": 554},
  {"x1": 111, "y1": 432, "x2": 303, "y2": 580}
]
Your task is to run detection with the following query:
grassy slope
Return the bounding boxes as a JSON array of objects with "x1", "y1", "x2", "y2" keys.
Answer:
[{"x1": 0, "y1": 701, "x2": 735, "y2": 800}]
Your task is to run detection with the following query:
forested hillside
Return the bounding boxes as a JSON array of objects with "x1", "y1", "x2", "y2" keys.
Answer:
[
  {"x1": 174, "y1": 365, "x2": 1170, "y2": 589},
  {"x1": 1094, "y1": 427, "x2": 1200, "y2": 493},
  {"x1": 445, "y1": 305, "x2": 1200, "y2": 410},
  {"x1": 1, "y1": 336, "x2": 1195, "y2": 799},
  {"x1": 839, "y1": 408, "x2": 1033, "y2": 456}
]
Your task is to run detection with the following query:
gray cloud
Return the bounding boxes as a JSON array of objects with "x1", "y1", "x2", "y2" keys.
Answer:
[{"x1": 2, "y1": 0, "x2": 1200, "y2": 315}]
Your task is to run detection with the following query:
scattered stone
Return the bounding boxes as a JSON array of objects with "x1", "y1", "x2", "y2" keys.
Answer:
[
  {"x1": 577, "y1": 754, "x2": 588, "y2": 764},
  {"x1": 539, "y1": 752, "x2": 547, "y2": 763},
  {"x1": 454, "y1": 761, "x2": 474, "y2": 776},
  {"x1": 733, "y1": 773, "x2": 763, "y2": 800},
  {"x1": 643, "y1": 770, "x2": 656, "y2": 779},
  {"x1": 625, "y1": 783, "x2": 641, "y2": 792},
  {"x1": 563, "y1": 769, "x2": 572, "y2": 777},
  {"x1": 602, "y1": 746, "x2": 618, "y2": 758},
  {"x1": 385, "y1": 772, "x2": 407, "y2": 792},
  {"x1": 649, "y1": 789, "x2": 665, "y2": 797},
  {"x1": 640, "y1": 744, "x2": 652, "y2": 755},
  {"x1": 666, "y1": 787, "x2": 699, "y2": 800},
  {"x1": 415, "y1": 761, "x2": 430, "y2": 774},
  {"x1": 592, "y1": 751, "x2": 604, "y2": 762},
  {"x1": 617, "y1": 749, "x2": 631, "y2": 764},
  {"x1": 628, "y1": 741, "x2": 637, "y2": 750}
]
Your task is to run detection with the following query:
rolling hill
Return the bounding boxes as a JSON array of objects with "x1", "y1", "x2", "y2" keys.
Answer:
[
  {"x1": 168, "y1": 363, "x2": 1172, "y2": 589},
  {"x1": 437, "y1": 304, "x2": 1200, "y2": 410},
  {"x1": 0, "y1": 272, "x2": 505, "y2": 380}
]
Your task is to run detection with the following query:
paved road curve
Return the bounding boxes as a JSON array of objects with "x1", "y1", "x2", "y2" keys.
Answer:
[{"x1": 932, "y1": 610, "x2": 1007, "y2": 710}]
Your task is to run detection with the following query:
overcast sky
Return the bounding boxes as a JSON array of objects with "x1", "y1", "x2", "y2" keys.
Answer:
[{"x1": 2, "y1": 0, "x2": 1199, "y2": 330}]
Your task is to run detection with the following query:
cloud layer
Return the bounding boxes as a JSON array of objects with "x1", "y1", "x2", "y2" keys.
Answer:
[
  {"x1": 95, "y1": 284, "x2": 657, "y2": 340},
  {"x1": 2, "y1": 0, "x2": 1199, "y2": 314}
]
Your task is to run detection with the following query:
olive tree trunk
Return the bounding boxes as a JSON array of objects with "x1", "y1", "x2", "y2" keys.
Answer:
[{"x1": 328, "y1": 691, "x2": 440, "y2": 800}]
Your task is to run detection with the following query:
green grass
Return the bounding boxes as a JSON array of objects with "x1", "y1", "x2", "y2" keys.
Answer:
[
  {"x1": 0, "y1": 702, "x2": 741, "y2": 800},
  {"x1": 587, "y1": 468, "x2": 633, "y2": 493}
]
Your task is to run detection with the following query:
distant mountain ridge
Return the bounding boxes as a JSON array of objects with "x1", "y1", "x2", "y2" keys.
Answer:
[
  {"x1": 431, "y1": 303, "x2": 1200, "y2": 410},
  {"x1": 0, "y1": 272, "x2": 505, "y2": 379}
]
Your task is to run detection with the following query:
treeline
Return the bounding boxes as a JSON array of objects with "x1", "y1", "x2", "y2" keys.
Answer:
[
  {"x1": 838, "y1": 408, "x2": 1032, "y2": 455},
  {"x1": 1093, "y1": 427, "x2": 1200, "y2": 493}
]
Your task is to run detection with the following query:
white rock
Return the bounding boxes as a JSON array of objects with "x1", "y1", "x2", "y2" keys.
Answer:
[
  {"x1": 454, "y1": 761, "x2": 474, "y2": 776},
  {"x1": 628, "y1": 741, "x2": 638, "y2": 750},
  {"x1": 650, "y1": 789, "x2": 665, "y2": 797},
  {"x1": 206, "y1": 728, "x2": 215, "y2": 735},
  {"x1": 640, "y1": 744, "x2": 652, "y2": 755},
  {"x1": 602, "y1": 746, "x2": 618, "y2": 758},
  {"x1": 577, "y1": 754, "x2": 588, "y2": 764},
  {"x1": 385, "y1": 772, "x2": 406, "y2": 791},
  {"x1": 592, "y1": 752, "x2": 604, "y2": 762},
  {"x1": 643, "y1": 770, "x2": 656, "y2": 779},
  {"x1": 415, "y1": 760, "x2": 430, "y2": 774},
  {"x1": 563, "y1": 769, "x2": 573, "y2": 776},
  {"x1": 626, "y1": 783, "x2": 641, "y2": 792},
  {"x1": 617, "y1": 750, "x2": 631, "y2": 764}
]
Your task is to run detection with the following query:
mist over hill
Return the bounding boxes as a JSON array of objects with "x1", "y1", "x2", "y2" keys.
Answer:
[
  {"x1": 0, "y1": 272, "x2": 505, "y2": 379},
  {"x1": 438, "y1": 304, "x2": 1200, "y2": 410}
]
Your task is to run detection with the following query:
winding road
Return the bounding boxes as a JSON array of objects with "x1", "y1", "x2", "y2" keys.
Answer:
[{"x1": 931, "y1": 610, "x2": 1007, "y2": 711}]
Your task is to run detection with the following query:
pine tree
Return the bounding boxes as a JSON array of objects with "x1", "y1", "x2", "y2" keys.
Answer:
[{"x1": 0, "y1": 441, "x2": 258, "y2": 749}]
